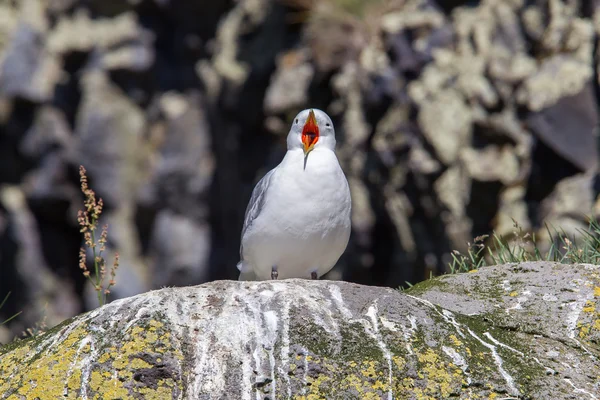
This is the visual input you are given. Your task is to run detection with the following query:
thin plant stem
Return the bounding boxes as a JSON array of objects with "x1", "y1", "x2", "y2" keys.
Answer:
[{"x1": 90, "y1": 229, "x2": 102, "y2": 306}]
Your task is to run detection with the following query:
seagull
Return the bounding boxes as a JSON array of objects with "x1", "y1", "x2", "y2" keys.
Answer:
[{"x1": 237, "y1": 109, "x2": 352, "y2": 280}]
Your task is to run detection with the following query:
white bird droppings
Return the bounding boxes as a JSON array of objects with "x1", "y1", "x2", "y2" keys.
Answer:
[
  {"x1": 365, "y1": 303, "x2": 394, "y2": 400},
  {"x1": 564, "y1": 378, "x2": 599, "y2": 400},
  {"x1": 442, "y1": 346, "x2": 471, "y2": 384},
  {"x1": 566, "y1": 299, "x2": 587, "y2": 339},
  {"x1": 467, "y1": 328, "x2": 519, "y2": 396}
]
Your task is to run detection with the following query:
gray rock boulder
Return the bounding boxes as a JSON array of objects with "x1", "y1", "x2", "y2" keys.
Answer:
[{"x1": 1, "y1": 261, "x2": 599, "y2": 399}]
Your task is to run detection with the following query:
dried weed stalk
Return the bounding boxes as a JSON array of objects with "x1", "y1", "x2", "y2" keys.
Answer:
[{"x1": 77, "y1": 166, "x2": 120, "y2": 307}]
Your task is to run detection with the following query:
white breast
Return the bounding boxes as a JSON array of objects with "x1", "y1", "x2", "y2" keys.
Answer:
[{"x1": 242, "y1": 148, "x2": 351, "y2": 279}]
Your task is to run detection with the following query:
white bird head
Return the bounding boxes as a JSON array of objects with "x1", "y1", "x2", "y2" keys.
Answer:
[{"x1": 286, "y1": 109, "x2": 336, "y2": 157}]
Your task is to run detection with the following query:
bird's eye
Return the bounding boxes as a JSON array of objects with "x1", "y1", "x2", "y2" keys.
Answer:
[
  {"x1": 295, "y1": 119, "x2": 298, "y2": 124},
  {"x1": 326, "y1": 123, "x2": 330, "y2": 127}
]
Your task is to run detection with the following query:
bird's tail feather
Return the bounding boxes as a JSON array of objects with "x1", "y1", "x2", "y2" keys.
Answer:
[{"x1": 237, "y1": 261, "x2": 257, "y2": 281}]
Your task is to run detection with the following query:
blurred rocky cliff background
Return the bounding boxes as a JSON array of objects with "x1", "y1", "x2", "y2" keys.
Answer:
[{"x1": 1, "y1": 0, "x2": 600, "y2": 340}]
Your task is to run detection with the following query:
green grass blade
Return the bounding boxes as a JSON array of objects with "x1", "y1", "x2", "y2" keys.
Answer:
[
  {"x1": 1, "y1": 311, "x2": 22, "y2": 325},
  {"x1": 0, "y1": 292, "x2": 11, "y2": 310}
]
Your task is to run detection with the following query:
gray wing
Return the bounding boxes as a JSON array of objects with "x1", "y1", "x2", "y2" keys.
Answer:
[{"x1": 239, "y1": 169, "x2": 275, "y2": 261}]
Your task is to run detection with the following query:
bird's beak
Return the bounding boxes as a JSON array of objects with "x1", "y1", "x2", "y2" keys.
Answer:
[{"x1": 302, "y1": 109, "x2": 319, "y2": 157}]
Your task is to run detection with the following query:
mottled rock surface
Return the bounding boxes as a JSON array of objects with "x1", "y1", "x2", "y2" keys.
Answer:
[
  {"x1": 1, "y1": 262, "x2": 599, "y2": 399},
  {"x1": 2, "y1": 0, "x2": 600, "y2": 343}
]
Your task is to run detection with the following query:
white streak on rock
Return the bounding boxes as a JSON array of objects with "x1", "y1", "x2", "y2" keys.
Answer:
[
  {"x1": 483, "y1": 332, "x2": 523, "y2": 356},
  {"x1": 246, "y1": 287, "x2": 281, "y2": 399},
  {"x1": 279, "y1": 300, "x2": 291, "y2": 399},
  {"x1": 467, "y1": 328, "x2": 519, "y2": 396},
  {"x1": 564, "y1": 378, "x2": 598, "y2": 399},
  {"x1": 532, "y1": 356, "x2": 556, "y2": 375},
  {"x1": 399, "y1": 315, "x2": 417, "y2": 355},
  {"x1": 406, "y1": 294, "x2": 465, "y2": 338},
  {"x1": 194, "y1": 335, "x2": 212, "y2": 395},
  {"x1": 301, "y1": 347, "x2": 308, "y2": 396},
  {"x1": 576, "y1": 341, "x2": 596, "y2": 358},
  {"x1": 264, "y1": 310, "x2": 278, "y2": 398},
  {"x1": 379, "y1": 316, "x2": 398, "y2": 332},
  {"x1": 79, "y1": 335, "x2": 98, "y2": 400},
  {"x1": 565, "y1": 299, "x2": 586, "y2": 339},
  {"x1": 328, "y1": 284, "x2": 353, "y2": 320},
  {"x1": 485, "y1": 333, "x2": 559, "y2": 379},
  {"x1": 442, "y1": 346, "x2": 471, "y2": 384},
  {"x1": 365, "y1": 303, "x2": 393, "y2": 400},
  {"x1": 121, "y1": 295, "x2": 156, "y2": 331},
  {"x1": 441, "y1": 309, "x2": 465, "y2": 337},
  {"x1": 295, "y1": 286, "x2": 340, "y2": 337},
  {"x1": 159, "y1": 283, "x2": 286, "y2": 398},
  {"x1": 407, "y1": 315, "x2": 417, "y2": 331},
  {"x1": 64, "y1": 335, "x2": 92, "y2": 397}
]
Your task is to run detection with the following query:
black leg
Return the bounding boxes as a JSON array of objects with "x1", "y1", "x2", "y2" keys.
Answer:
[
  {"x1": 271, "y1": 266, "x2": 279, "y2": 280},
  {"x1": 311, "y1": 271, "x2": 318, "y2": 280}
]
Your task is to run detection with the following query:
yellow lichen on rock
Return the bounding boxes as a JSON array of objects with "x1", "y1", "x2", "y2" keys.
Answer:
[
  {"x1": 578, "y1": 278, "x2": 600, "y2": 340},
  {"x1": 0, "y1": 321, "x2": 91, "y2": 399},
  {"x1": 415, "y1": 348, "x2": 462, "y2": 398},
  {"x1": 0, "y1": 315, "x2": 183, "y2": 399},
  {"x1": 2, "y1": 265, "x2": 599, "y2": 398},
  {"x1": 86, "y1": 318, "x2": 183, "y2": 399},
  {"x1": 449, "y1": 334, "x2": 463, "y2": 347}
]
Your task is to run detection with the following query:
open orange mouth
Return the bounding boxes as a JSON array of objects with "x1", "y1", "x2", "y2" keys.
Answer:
[{"x1": 301, "y1": 110, "x2": 319, "y2": 154}]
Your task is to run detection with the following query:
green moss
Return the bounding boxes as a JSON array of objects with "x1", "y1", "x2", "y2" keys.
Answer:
[
  {"x1": 0, "y1": 334, "x2": 35, "y2": 357},
  {"x1": 451, "y1": 310, "x2": 545, "y2": 395},
  {"x1": 404, "y1": 276, "x2": 451, "y2": 296},
  {"x1": 293, "y1": 319, "x2": 335, "y2": 358},
  {"x1": 473, "y1": 275, "x2": 506, "y2": 303},
  {"x1": 339, "y1": 325, "x2": 385, "y2": 361},
  {"x1": 0, "y1": 313, "x2": 81, "y2": 356}
]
